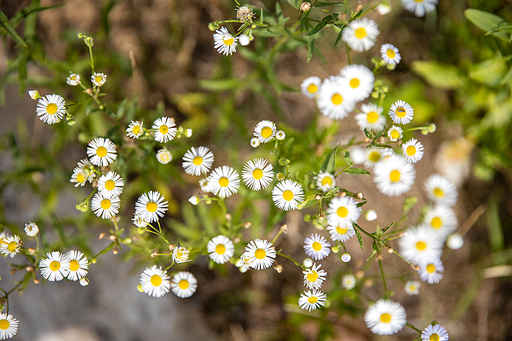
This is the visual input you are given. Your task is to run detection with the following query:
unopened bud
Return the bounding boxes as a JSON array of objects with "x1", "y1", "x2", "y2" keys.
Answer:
[
  {"x1": 339, "y1": 192, "x2": 347, "y2": 198},
  {"x1": 28, "y1": 247, "x2": 36, "y2": 255},
  {"x1": 341, "y1": 253, "x2": 351, "y2": 262},
  {"x1": 98, "y1": 233, "x2": 106, "y2": 240},
  {"x1": 86, "y1": 88, "x2": 93, "y2": 95},
  {"x1": 150, "y1": 250, "x2": 158, "y2": 258},
  {"x1": 303, "y1": 258, "x2": 313, "y2": 268},
  {"x1": 26, "y1": 266, "x2": 35, "y2": 272},
  {"x1": 363, "y1": 137, "x2": 371, "y2": 143},
  {"x1": 274, "y1": 264, "x2": 283, "y2": 273},
  {"x1": 364, "y1": 279, "x2": 374, "y2": 287},
  {"x1": 300, "y1": 1, "x2": 311, "y2": 12},
  {"x1": 225, "y1": 213, "x2": 231, "y2": 221},
  {"x1": 318, "y1": 213, "x2": 325, "y2": 220},
  {"x1": 387, "y1": 247, "x2": 394, "y2": 254},
  {"x1": 28, "y1": 90, "x2": 41, "y2": 100},
  {"x1": 168, "y1": 244, "x2": 176, "y2": 251},
  {"x1": 355, "y1": 270, "x2": 364, "y2": 279},
  {"x1": 244, "y1": 222, "x2": 252, "y2": 229},
  {"x1": 10, "y1": 269, "x2": 16, "y2": 276},
  {"x1": 137, "y1": 284, "x2": 144, "y2": 292},
  {"x1": 280, "y1": 224, "x2": 288, "y2": 233},
  {"x1": 356, "y1": 192, "x2": 364, "y2": 200},
  {"x1": 112, "y1": 247, "x2": 119, "y2": 255},
  {"x1": 377, "y1": 254, "x2": 383, "y2": 260},
  {"x1": 378, "y1": 137, "x2": 386, "y2": 145},
  {"x1": 137, "y1": 227, "x2": 145, "y2": 235},
  {"x1": 315, "y1": 194, "x2": 322, "y2": 200},
  {"x1": 109, "y1": 234, "x2": 117, "y2": 242},
  {"x1": 33, "y1": 278, "x2": 40, "y2": 284},
  {"x1": 413, "y1": 265, "x2": 420, "y2": 271},
  {"x1": 233, "y1": 237, "x2": 241, "y2": 243}
]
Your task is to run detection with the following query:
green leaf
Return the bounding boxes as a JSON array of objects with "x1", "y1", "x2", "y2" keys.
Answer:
[
  {"x1": 322, "y1": 145, "x2": 339, "y2": 173},
  {"x1": 199, "y1": 79, "x2": 242, "y2": 91},
  {"x1": 465, "y1": 9, "x2": 509, "y2": 42},
  {"x1": 344, "y1": 167, "x2": 371, "y2": 175},
  {"x1": 334, "y1": 29, "x2": 343, "y2": 47},
  {"x1": 355, "y1": 228, "x2": 363, "y2": 249},
  {"x1": 307, "y1": 36, "x2": 315, "y2": 63},
  {"x1": 487, "y1": 196, "x2": 504, "y2": 259},
  {"x1": 411, "y1": 61, "x2": 465, "y2": 90},
  {"x1": 299, "y1": 194, "x2": 318, "y2": 209},
  {"x1": 9, "y1": 4, "x2": 64, "y2": 27},
  {"x1": 116, "y1": 98, "x2": 128, "y2": 118},
  {"x1": 0, "y1": 11, "x2": 27, "y2": 48},
  {"x1": 469, "y1": 57, "x2": 507, "y2": 86},
  {"x1": 501, "y1": 65, "x2": 512, "y2": 84},
  {"x1": 85, "y1": 99, "x2": 94, "y2": 116},
  {"x1": 286, "y1": 0, "x2": 300, "y2": 9},
  {"x1": 17, "y1": 50, "x2": 28, "y2": 97},
  {"x1": 402, "y1": 196, "x2": 418, "y2": 214},
  {"x1": 344, "y1": 151, "x2": 353, "y2": 166},
  {"x1": 307, "y1": 19, "x2": 329, "y2": 36}
]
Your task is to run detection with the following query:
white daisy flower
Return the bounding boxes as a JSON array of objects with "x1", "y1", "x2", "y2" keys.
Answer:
[
  {"x1": 66, "y1": 250, "x2": 89, "y2": 281},
  {"x1": 387, "y1": 125, "x2": 403, "y2": 141},
  {"x1": 132, "y1": 214, "x2": 149, "y2": 228},
  {"x1": 242, "y1": 158, "x2": 274, "y2": 191},
  {"x1": 140, "y1": 265, "x2": 171, "y2": 298},
  {"x1": 364, "y1": 300, "x2": 407, "y2": 335},
  {"x1": 171, "y1": 271, "x2": 197, "y2": 298},
  {"x1": 91, "y1": 193, "x2": 120, "y2": 219},
  {"x1": 317, "y1": 76, "x2": 355, "y2": 120},
  {"x1": 236, "y1": 252, "x2": 255, "y2": 273},
  {"x1": 301, "y1": 76, "x2": 322, "y2": 98},
  {"x1": 156, "y1": 148, "x2": 172, "y2": 164},
  {"x1": 380, "y1": 44, "x2": 401, "y2": 65},
  {"x1": 304, "y1": 234, "x2": 331, "y2": 260},
  {"x1": 339, "y1": 64, "x2": 375, "y2": 102},
  {"x1": 207, "y1": 235, "x2": 235, "y2": 264},
  {"x1": 402, "y1": 0, "x2": 438, "y2": 17},
  {"x1": 239, "y1": 33, "x2": 250, "y2": 46},
  {"x1": 446, "y1": 233, "x2": 464, "y2": 250},
  {"x1": 389, "y1": 100, "x2": 414, "y2": 125},
  {"x1": 199, "y1": 178, "x2": 211, "y2": 192},
  {"x1": 0, "y1": 232, "x2": 7, "y2": 246},
  {"x1": 66, "y1": 73, "x2": 81, "y2": 86},
  {"x1": 424, "y1": 174, "x2": 458, "y2": 207},
  {"x1": 152, "y1": 117, "x2": 177, "y2": 143},
  {"x1": 315, "y1": 171, "x2": 336, "y2": 192},
  {"x1": 327, "y1": 221, "x2": 356, "y2": 242},
  {"x1": 342, "y1": 274, "x2": 357, "y2": 289},
  {"x1": 97, "y1": 171, "x2": 124, "y2": 198},
  {"x1": 135, "y1": 191, "x2": 168, "y2": 223},
  {"x1": 0, "y1": 235, "x2": 21, "y2": 258},
  {"x1": 245, "y1": 239, "x2": 276, "y2": 270},
  {"x1": 36, "y1": 94, "x2": 66, "y2": 124},
  {"x1": 24, "y1": 222, "x2": 39, "y2": 237},
  {"x1": 91, "y1": 72, "x2": 107, "y2": 86},
  {"x1": 419, "y1": 257, "x2": 444, "y2": 284},
  {"x1": 342, "y1": 17, "x2": 380, "y2": 52},
  {"x1": 213, "y1": 27, "x2": 238, "y2": 56},
  {"x1": 182, "y1": 146, "x2": 214, "y2": 176},
  {"x1": 303, "y1": 263, "x2": 327, "y2": 290},
  {"x1": 402, "y1": 138, "x2": 424, "y2": 163},
  {"x1": 272, "y1": 179, "x2": 304, "y2": 211},
  {"x1": 355, "y1": 103, "x2": 386, "y2": 132},
  {"x1": 405, "y1": 280, "x2": 421, "y2": 295},
  {"x1": 423, "y1": 205, "x2": 458, "y2": 240},
  {"x1": 421, "y1": 324, "x2": 449, "y2": 341},
  {"x1": 250, "y1": 137, "x2": 260, "y2": 148},
  {"x1": 399, "y1": 226, "x2": 443, "y2": 265},
  {"x1": 363, "y1": 147, "x2": 384, "y2": 167},
  {"x1": 0, "y1": 313, "x2": 19, "y2": 340},
  {"x1": 374, "y1": 155, "x2": 416, "y2": 197},
  {"x1": 276, "y1": 130, "x2": 286, "y2": 141},
  {"x1": 327, "y1": 196, "x2": 361, "y2": 227},
  {"x1": 253, "y1": 120, "x2": 277, "y2": 143},
  {"x1": 76, "y1": 159, "x2": 96, "y2": 182},
  {"x1": 172, "y1": 246, "x2": 190, "y2": 263},
  {"x1": 39, "y1": 251, "x2": 70, "y2": 282},
  {"x1": 87, "y1": 138, "x2": 117, "y2": 166},
  {"x1": 207, "y1": 166, "x2": 240, "y2": 198},
  {"x1": 298, "y1": 289, "x2": 327, "y2": 312},
  {"x1": 126, "y1": 121, "x2": 144, "y2": 139},
  {"x1": 70, "y1": 167, "x2": 88, "y2": 187}
]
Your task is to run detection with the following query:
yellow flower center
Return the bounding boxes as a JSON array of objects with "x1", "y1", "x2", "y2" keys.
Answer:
[
  {"x1": 312, "y1": 242, "x2": 322, "y2": 251},
  {"x1": 389, "y1": 170, "x2": 401, "y2": 183},
  {"x1": 369, "y1": 151, "x2": 381, "y2": 163},
  {"x1": 178, "y1": 279, "x2": 189, "y2": 289},
  {"x1": 426, "y1": 264, "x2": 436, "y2": 273},
  {"x1": 77, "y1": 173, "x2": 86, "y2": 183},
  {"x1": 96, "y1": 146, "x2": 108, "y2": 158},
  {"x1": 101, "y1": 199, "x2": 111, "y2": 210},
  {"x1": 0, "y1": 319, "x2": 10, "y2": 330},
  {"x1": 390, "y1": 129, "x2": 400, "y2": 140},
  {"x1": 219, "y1": 177, "x2": 229, "y2": 187},
  {"x1": 7, "y1": 241, "x2": 17, "y2": 253},
  {"x1": 159, "y1": 153, "x2": 170, "y2": 163},
  {"x1": 95, "y1": 75, "x2": 103, "y2": 84},
  {"x1": 331, "y1": 93, "x2": 343, "y2": 105},
  {"x1": 50, "y1": 260, "x2": 61, "y2": 271},
  {"x1": 336, "y1": 226, "x2": 348, "y2": 234},
  {"x1": 416, "y1": 241, "x2": 427, "y2": 251},
  {"x1": 355, "y1": 27, "x2": 367, "y2": 39},
  {"x1": 254, "y1": 248, "x2": 266, "y2": 259},
  {"x1": 396, "y1": 107, "x2": 407, "y2": 118},
  {"x1": 146, "y1": 201, "x2": 158, "y2": 212},
  {"x1": 223, "y1": 37, "x2": 234, "y2": 46},
  {"x1": 433, "y1": 188, "x2": 444, "y2": 198},
  {"x1": 386, "y1": 49, "x2": 396, "y2": 59},
  {"x1": 261, "y1": 126, "x2": 273, "y2": 138},
  {"x1": 283, "y1": 190, "x2": 294, "y2": 201},
  {"x1": 431, "y1": 217, "x2": 442, "y2": 229},
  {"x1": 308, "y1": 296, "x2": 318, "y2": 304},
  {"x1": 367, "y1": 111, "x2": 379, "y2": 123},
  {"x1": 193, "y1": 156, "x2": 203, "y2": 166},
  {"x1": 307, "y1": 83, "x2": 318, "y2": 94},
  {"x1": 321, "y1": 176, "x2": 332, "y2": 186},
  {"x1": 307, "y1": 271, "x2": 319, "y2": 283},
  {"x1": 430, "y1": 333, "x2": 440, "y2": 341},
  {"x1": 69, "y1": 259, "x2": 80, "y2": 272},
  {"x1": 133, "y1": 125, "x2": 141, "y2": 135},
  {"x1": 349, "y1": 78, "x2": 360, "y2": 89},
  {"x1": 46, "y1": 103, "x2": 58, "y2": 115},
  {"x1": 215, "y1": 244, "x2": 226, "y2": 255},
  {"x1": 105, "y1": 179, "x2": 116, "y2": 191},
  {"x1": 151, "y1": 274, "x2": 162, "y2": 286},
  {"x1": 380, "y1": 313, "x2": 392, "y2": 323},
  {"x1": 253, "y1": 169, "x2": 263, "y2": 180},
  {"x1": 406, "y1": 146, "x2": 417, "y2": 156},
  {"x1": 337, "y1": 207, "x2": 348, "y2": 218},
  {"x1": 159, "y1": 125, "x2": 169, "y2": 135}
]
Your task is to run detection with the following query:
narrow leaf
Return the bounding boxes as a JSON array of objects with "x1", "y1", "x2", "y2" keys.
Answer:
[{"x1": 344, "y1": 167, "x2": 371, "y2": 175}]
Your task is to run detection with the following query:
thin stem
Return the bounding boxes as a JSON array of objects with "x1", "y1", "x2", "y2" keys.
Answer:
[
  {"x1": 345, "y1": 43, "x2": 352, "y2": 65},
  {"x1": 88, "y1": 44, "x2": 95, "y2": 74},
  {"x1": 164, "y1": 262, "x2": 175, "y2": 272},
  {"x1": 354, "y1": 223, "x2": 375, "y2": 240},
  {"x1": 271, "y1": 229, "x2": 284, "y2": 245},
  {"x1": 406, "y1": 322, "x2": 422, "y2": 333},
  {"x1": 392, "y1": 250, "x2": 417, "y2": 268},
  {"x1": 378, "y1": 259, "x2": 388, "y2": 299},
  {"x1": 277, "y1": 252, "x2": 304, "y2": 269}
]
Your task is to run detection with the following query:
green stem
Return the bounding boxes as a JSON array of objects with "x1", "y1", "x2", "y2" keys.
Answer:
[
  {"x1": 392, "y1": 250, "x2": 417, "y2": 268},
  {"x1": 277, "y1": 252, "x2": 304, "y2": 269},
  {"x1": 345, "y1": 43, "x2": 352, "y2": 65},
  {"x1": 271, "y1": 229, "x2": 284, "y2": 245},
  {"x1": 88, "y1": 44, "x2": 95, "y2": 74},
  {"x1": 354, "y1": 223, "x2": 375, "y2": 240},
  {"x1": 406, "y1": 322, "x2": 422, "y2": 333},
  {"x1": 378, "y1": 259, "x2": 388, "y2": 299},
  {"x1": 164, "y1": 262, "x2": 175, "y2": 272}
]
